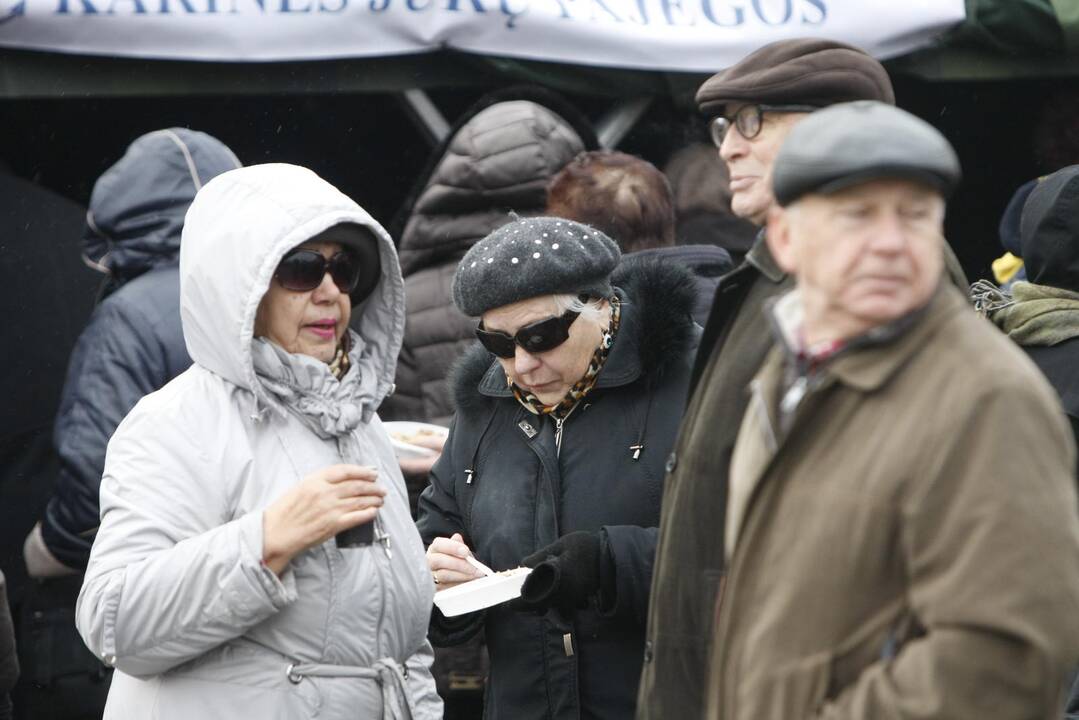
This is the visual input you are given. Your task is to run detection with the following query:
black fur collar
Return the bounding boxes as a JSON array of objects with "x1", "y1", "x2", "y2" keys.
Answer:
[{"x1": 451, "y1": 257, "x2": 698, "y2": 419}]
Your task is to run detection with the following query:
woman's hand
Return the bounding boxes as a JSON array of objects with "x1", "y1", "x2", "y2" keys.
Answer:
[
  {"x1": 426, "y1": 533, "x2": 484, "y2": 590},
  {"x1": 262, "y1": 464, "x2": 386, "y2": 575}
]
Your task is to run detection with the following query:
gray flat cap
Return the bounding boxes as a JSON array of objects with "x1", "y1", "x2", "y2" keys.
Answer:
[
  {"x1": 453, "y1": 216, "x2": 621, "y2": 317},
  {"x1": 772, "y1": 101, "x2": 961, "y2": 206}
]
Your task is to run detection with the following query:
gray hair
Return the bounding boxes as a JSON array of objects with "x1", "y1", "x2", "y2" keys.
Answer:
[{"x1": 551, "y1": 293, "x2": 610, "y2": 326}]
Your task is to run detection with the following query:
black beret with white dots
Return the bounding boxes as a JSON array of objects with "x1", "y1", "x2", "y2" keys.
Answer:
[{"x1": 452, "y1": 216, "x2": 621, "y2": 317}]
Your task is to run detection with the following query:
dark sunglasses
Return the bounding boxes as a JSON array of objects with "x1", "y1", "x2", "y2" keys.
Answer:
[
  {"x1": 476, "y1": 303, "x2": 585, "y2": 359},
  {"x1": 274, "y1": 248, "x2": 361, "y2": 293},
  {"x1": 709, "y1": 103, "x2": 818, "y2": 146}
]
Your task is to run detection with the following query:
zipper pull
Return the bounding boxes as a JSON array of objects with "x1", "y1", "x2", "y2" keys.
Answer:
[
  {"x1": 465, "y1": 469, "x2": 475, "y2": 485},
  {"x1": 554, "y1": 417, "x2": 565, "y2": 452},
  {"x1": 630, "y1": 444, "x2": 644, "y2": 461}
]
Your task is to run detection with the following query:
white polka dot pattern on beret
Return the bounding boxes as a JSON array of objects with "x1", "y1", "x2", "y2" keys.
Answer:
[{"x1": 451, "y1": 215, "x2": 621, "y2": 317}]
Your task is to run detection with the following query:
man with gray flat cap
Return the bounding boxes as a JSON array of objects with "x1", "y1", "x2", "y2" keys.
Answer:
[
  {"x1": 705, "y1": 101, "x2": 1079, "y2": 720},
  {"x1": 638, "y1": 38, "x2": 900, "y2": 719}
]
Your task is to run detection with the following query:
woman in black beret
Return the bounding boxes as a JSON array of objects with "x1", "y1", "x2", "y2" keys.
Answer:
[{"x1": 417, "y1": 216, "x2": 700, "y2": 720}]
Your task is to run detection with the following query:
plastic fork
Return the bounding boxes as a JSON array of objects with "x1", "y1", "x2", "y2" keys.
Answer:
[{"x1": 466, "y1": 555, "x2": 495, "y2": 577}]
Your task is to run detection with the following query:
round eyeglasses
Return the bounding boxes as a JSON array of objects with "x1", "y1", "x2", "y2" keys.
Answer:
[{"x1": 709, "y1": 104, "x2": 818, "y2": 147}]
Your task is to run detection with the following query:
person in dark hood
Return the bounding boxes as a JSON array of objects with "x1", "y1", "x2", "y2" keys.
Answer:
[
  {"x1": 990, "y1": 177, "x2": 1037, "y2": 289},
  {"x1": 13, "y1": 128, "x2": 239, "y2": 720},
  {"x1": 973, "y1": 164, "x2": 1079, "y2": 469},
  {"x1": 24, "y1": 128, "x2": 241, "y2": 577},
  {"x1": 545, "y1": 149, "x2": 732, "y2": 325},
  {"x1": 418, "y1": 217, "x2": 699, "y2": 720}
]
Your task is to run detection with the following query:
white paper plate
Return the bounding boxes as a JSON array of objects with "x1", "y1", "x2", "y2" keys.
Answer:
[
  {"x1": 382, "y1": 421, "x2": 448, "y2": 459},
  {"x1": 433, "y1": 568, "x2": 532, "y2": 617}
]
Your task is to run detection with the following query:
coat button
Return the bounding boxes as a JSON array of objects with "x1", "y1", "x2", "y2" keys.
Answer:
[
  {"x1": 664, "y1": 452, "x2": 677, "y2": 474},
  {"x1": 643, "y1": 640, "x2": 654, "y2": 663}
]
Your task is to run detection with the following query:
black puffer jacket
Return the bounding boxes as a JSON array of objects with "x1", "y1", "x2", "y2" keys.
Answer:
[
  {"x1": 380, "y1": 98, "x2": 588, "y2": 426},
  {"x1": 37, "y1": 129, "x2": 240, "y2": 570},
  {"x1": 417, "y1": 259, "x2": 699, "y2": 720}
]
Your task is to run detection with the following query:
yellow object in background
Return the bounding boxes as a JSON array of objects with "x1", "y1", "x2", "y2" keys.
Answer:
[{"x1": 992, "y1": 252, "x2": 1024, "y2": 284}]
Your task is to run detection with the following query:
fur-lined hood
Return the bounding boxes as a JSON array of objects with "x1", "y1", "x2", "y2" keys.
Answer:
[{"x1": 451, "y1": 257, "x2": 699, "y2": 419}]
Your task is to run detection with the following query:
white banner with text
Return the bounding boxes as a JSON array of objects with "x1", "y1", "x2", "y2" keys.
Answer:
[{"x1": 0, "y1": 0, "x2": 965, "y2": 71}]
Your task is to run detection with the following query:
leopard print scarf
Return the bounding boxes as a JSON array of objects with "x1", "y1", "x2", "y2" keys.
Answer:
[{"x1": 510, "y1": 296, "x2": 621, "y2": 420}]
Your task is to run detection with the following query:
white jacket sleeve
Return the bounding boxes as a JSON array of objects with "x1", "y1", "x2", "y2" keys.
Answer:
[{"x1": 76, "y1": 397, "x2": 297, "y2": 678}]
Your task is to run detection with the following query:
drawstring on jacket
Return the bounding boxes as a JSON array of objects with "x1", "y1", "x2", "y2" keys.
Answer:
[{"x1": 285, "y1": 658, "x2": 414, "y2": 720}]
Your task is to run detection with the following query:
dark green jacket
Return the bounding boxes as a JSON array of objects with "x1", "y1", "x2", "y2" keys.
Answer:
[{"x1": 637, "y1": 235, "x2": 793, "y2": 719}]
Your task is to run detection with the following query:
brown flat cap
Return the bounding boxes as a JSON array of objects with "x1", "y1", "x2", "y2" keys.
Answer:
[{"x1": 696, "y1": 38, "x2": 895, "y2": 117}]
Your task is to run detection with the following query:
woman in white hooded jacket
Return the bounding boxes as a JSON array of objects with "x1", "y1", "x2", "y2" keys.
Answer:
[{"x1": 76, "y1": 164, "x2": 442, "y2": 720}]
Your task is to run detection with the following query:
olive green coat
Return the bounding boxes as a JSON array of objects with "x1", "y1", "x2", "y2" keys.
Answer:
[
  {"x1": 636, "y1": 237, "x2": 793, "y2": 718},
  {"x1": 707, "y1": 285, "x2": 1079, "y2": 720}
]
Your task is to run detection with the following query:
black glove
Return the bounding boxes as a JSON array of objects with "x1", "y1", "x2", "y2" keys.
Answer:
[{"x1": 519, "y1": 531, "x2": 603, "y2": 612}]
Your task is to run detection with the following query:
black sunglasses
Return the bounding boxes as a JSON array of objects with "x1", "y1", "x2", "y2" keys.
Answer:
[
  {"x1": 274, "y1": 248, "x2": 361, "y2": 293},
  {"x1": 709, "y1": 103, "x2": 818, "y2": 146},
  {"x1": 476, "y1": 304, "x2": 584, "y2": 359}
]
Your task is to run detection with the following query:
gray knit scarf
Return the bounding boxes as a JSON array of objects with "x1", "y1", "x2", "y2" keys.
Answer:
[{"x1": 251, "y1": 330, "x2": 379, "y2": 440}]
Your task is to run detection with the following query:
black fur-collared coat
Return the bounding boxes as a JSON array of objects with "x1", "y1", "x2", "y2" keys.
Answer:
[{"x1": 416, "y1": 259, "x2": 700, "y2": 720}]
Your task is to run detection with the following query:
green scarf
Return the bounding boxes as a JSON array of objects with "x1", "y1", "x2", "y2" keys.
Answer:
[{"x1": 973, "y1": 279, "x2": 1079, "y2": 346}]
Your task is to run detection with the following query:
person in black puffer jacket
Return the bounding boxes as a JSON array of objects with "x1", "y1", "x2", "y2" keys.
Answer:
[
  {"x1": 380, "y1": 90, "x2": 595, "y2": 432},
  {"x1": 419, "y1": 217, "x2": 699, "y2": 720},
  {"x1": 15, "y1": 129, "x2": 239, "y2": 720}
]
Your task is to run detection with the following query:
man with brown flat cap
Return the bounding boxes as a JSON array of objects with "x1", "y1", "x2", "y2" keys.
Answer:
[{"x1": 637, "y1": 38, "x2": 899, "y2": 720}]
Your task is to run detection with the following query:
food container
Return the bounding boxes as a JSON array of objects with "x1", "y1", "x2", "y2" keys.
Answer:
[
  {"x1": 382, "y1": 421, "x2": 449, "y2": 459},
  {"x1": 433, "y1": 568, "x2": 532, "y2": 617}
]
